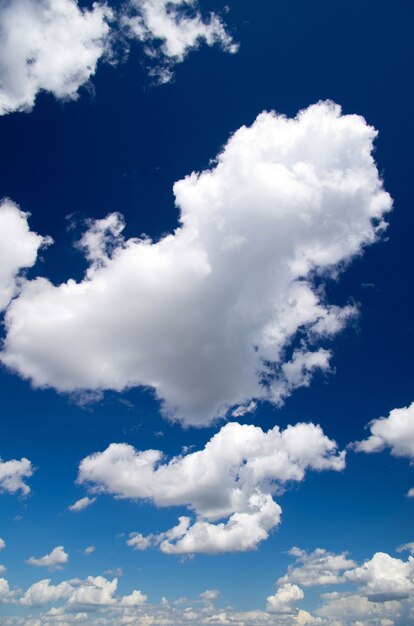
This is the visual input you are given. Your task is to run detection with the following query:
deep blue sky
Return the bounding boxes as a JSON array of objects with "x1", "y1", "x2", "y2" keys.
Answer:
[{"x1": 0, "y1": 0, "x2": 413, "y2": 622}]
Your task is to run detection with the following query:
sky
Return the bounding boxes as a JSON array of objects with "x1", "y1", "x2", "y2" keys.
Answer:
[{"x1": 0, "y1": 0, "x2": 413, "y2": 624}]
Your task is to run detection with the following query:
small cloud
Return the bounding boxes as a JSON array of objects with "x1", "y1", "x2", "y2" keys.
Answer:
[
  {"x1": 406, "y1": 488, "x2": 414, "y2": 498},
  {"x1": 0, "y1": 538, "x2": 5, "y2": 551},
  {"x1": 231, "y1": 401, "x2": 257, "y2": 418},
  {"x1": 68, "y1": 496, "x2": 96, "y2": 513},
  {"x1": 26, "y1": 546, "x2": 68, "y2": 570},
  {"x1": 84, "y1": 546, "x2": 95, "y2": 556},
  {"x1": 104, "y1": 567, "x2": 123, "y2": 577}
]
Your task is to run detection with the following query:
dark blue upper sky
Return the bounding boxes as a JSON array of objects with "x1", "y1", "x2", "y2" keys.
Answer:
[{"x1": 0, "y1": 0, "x2": 413, "y2": 623}]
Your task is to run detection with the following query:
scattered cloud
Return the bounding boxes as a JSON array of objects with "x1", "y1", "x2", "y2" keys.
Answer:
[
  {"x1": 344, "y1": 552, "x2": 414, "y2": 602},
  {"x1": 0, "y1": 455, "x2": 33, "y2": 496},
  {"x1": 121, "y1": 0, "x2": 237, "y2": 83},
  {"x1": 26, "y1": 546, "x2": 68, "y2": 570},
  {"x1": 0, "y1": 0, "x2": 113, "y2": 115},
  {"x1": 84, "y1": 546, "x2": 95, "y2": 556},
  {"x1": 354, "y1": 401, "x2": 414, "y2": 460},
  {"x1": 78, "y1": 420, "x2": 345, "y2": 553},
  {"x1": 1, "y1": 103, "x2": 392, "y2": 425},
  {"x1": 68, "y1": 496, "x2": 96, "y2": 512},
  {"x1": 0, "y1": 539, "x2": 5, "y2": 551},
  {"x1": 278, "y1": 547, "x2": 356, "y2": 587},
  {"x1": 0, "y1": 199, "x2": 50, "y2": 311}
]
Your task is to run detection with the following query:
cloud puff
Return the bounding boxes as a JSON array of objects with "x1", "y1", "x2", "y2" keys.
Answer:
[
  {"x1": 1, "y1": 103, "x2": 392, "y2": 425},
  {"x1": 344, "y1": 552, "x2": 414, "y2": 602},
  {"x1": 278, "y1": 547, "x2": 356, "y2": 588},
  {"x1": 26, "y1": 546, "x2": 69, "y2": 569},
  {"x1": 0, "y1": 200, "x2": 50, "y2": 311},
  {"x1": 121, "y1": 0, "x2": 237, "y2": 83},
  {"x1": 21, "y1": 579, "x2": 73, "y2": 607},
  {"x1": 78, "y1": 420, "x2": 345, "y2": 553},
  {"x1": 0, "y1": 0, "x2": 113, "y2": 115},
  {"x1": 68, "y1": 496, "x2": 96, "y2": 512},
  {"x1": 354, "y1": 401, "x2": 414, "y2": 460},
  {"x1": 0, "y1": 455, "x2": 33, "y2": 496},
  {"x1": 266, "y1": 583, "x2": 304, "y2": 614}
]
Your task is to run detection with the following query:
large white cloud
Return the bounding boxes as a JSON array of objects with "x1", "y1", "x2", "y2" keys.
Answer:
[
  {"x1": 0, "y1": 200, "x2": 50, "y2": 311},
  {"x1": 354, "y1": 402, "x2": 414, "y2": 460},
  {"x1": 1, "y1": 103, "x2": 392, "y2": 425},
  {"x1": 278, "y1": 547, "x2": 356, "y2": 588},
  {"x1": 0, "y1": 455, "x2": 33, "y2": 495},
  {"x1": 78, "y1": 420, "x2": 345, "y2": 553},
  {"x1": 121, "y1": 0, "x2": 237, "y2": 83},
  {"x1": 0, "y1": 0, "x2": 113, "y2": 115}
]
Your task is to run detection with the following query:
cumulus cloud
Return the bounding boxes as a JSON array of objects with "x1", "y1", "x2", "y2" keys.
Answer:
[
  {"x1": 68, "y1": 496, "x2": 96, "y2": 512},
  {"x1": 21, "y1": 579, "x2": 73, "y2": 607},
  {"x1": 354, "y1": 401, "x2": 414, "y2": 461},
  {"x1": 0, "y1": 0, "x2": 113, "y2": 115},
  {"x1": 78, "y1": 420, "x2": 345, "y2": 553},
  {"x1": 266, "y1": 583, "x2": 304, "y2": 614},
  {"x1": 67, "y1": 575, "x2": 117, "y2": 607},
  {"x1": 0, "y1": 199, "x2": 50, "y2": 311},
  {"x1": 1, "y1": 103, "x2": 392, "y2": 426},
  {"x1": 26, "y1": 546, "x2": 69, "y2": 569},
  {"x1": 278, "y1": 547, "x2": 356, "y2": 587},
  {"x1": 121, "y1": 0, "x2": 237, "y2": 83},
  {"x1": 0, "y1": 455, "x2": 33, "y2": 495},
  {"x1": 344, "y1": 552, "x2": 414, "y2": 602},
  {"x1": 0, "y1": 539, "x2": 5, "y2": 551}
]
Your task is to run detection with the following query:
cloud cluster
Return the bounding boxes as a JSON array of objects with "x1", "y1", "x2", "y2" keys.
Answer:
[
  {"x1": 78, "y1": 420, "x2": 345, "y2": 553},
  {"x1": 1, "y1": 103, "x2": 392, "y2": 425},
  {"x1": 2, "y1": 547, "x2": 414, "y2": 625},
  {"x1": 121, "y1": 0, "x2": 237, "y2": 83},
  {"x1": 0, "y1": 0, "x2": 112, "y2": 115},
  {"x1": 0, "y1": 200, "x2": 50, "y2": 311},
  {"x1": 0, "y1": 454, "x2": 33, "y2": 495}
]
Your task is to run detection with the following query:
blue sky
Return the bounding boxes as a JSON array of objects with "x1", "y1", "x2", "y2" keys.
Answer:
[{"x1": 0, "y1": 0, "x2": 413, "y2": 624}]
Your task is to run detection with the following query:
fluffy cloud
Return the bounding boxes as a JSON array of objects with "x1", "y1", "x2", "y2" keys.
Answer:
[
  {"x1": 0, "y1": 200, "x2": 50, "y2": 311},
  {"x1": 317, "y1": 592, "x2": 401, "y2": 624},
  {"x1": 278, "y1": 547, "x2": 356, "y2": 587},
  {"x1": 1, "y1": 103, "x2": 392, "y2": 425},
  {"x1": 26, "y1": 546, "x2": 69, "y2": 569},
  {"x1": 0, "y1": 0, "x2": 113, "y2": 115},
  {"x1": 67, "y1": 576, "x2": 117, "y2": 607},
  {"x1": 68, "y1": 496, "x2": 96, "y2": 512},
  {"x1": 354, "y1": 402, "x2": 414, "y2": 460},
  {"x1": 344, "y1": 552, "x2": 414, "y2": 602},
  {"x1": 266, "y1": 583, "x2": 304, "y2": 614},
  {"x1": 121, "y1": 0, "x2": 237, "y2": 83},
  {"x1": 0, "y1": 539, "x2": 5, "y2": 551},
  {"x1": 78, "y1": 420, "x2": 345, "y2": 553},
  {"x1": 21, "y1": 579, "x2": 73, "y2": 607},
  {"x1": 0, "y1": 455, "x2": 33, "y2": 495}
]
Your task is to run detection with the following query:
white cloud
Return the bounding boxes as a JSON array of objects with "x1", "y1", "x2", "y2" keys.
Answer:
[
  {"x1": 21, "y1": 579, "x2": 73, "y2": 607},
  {"x1": 317, "y1": 591, "x2": 401, "y2": 623},
  {"x1": 278, "y1": 547, "x2": 356, "y2": 587},
  {"x1": 120, "y1": 589, "x2": 147, "y2": 606},
  {"x1": 78, "y1": 420, "x2": 345, "y2": 553},
  {"x1": 1, "y1": 103, "x2": 392, "y2": 426},
  {"x1": 121, "y1": 0, "x2": 237, "y2": 83},
  {"x1": 0, "y1": 199, "x2": 50, "y2": 311},
  {"x1": 344, "y1": 552, "x2": 414, "y2": 602},
  {"x1": 26, "y1": 546, "x2": 69, "y2": 569},
  {"x1": 0, "y1": 578, "x2": 16, "y2": 604},
  {"x1": 0, "y1": 0, "x2": 112, "y2": 115},
  {"x1": 67, "y1": 575, "x2": 117, "y2": 607},
  {"x1": 354, "y1": 401, "x2": 414, "y2": 461},
  {"x1": 0, "y1": 455, "x2": 33, "y2": 496},
  {"x1": 84, "y1": 546, "x2": 95, "y2": 555},
  {"x1": 68, "y1": 496, "x2": 96, "y2": 512},
  {"x1": 396, "y1": 543, "x2": 414, "y2": 555},
  {"x1": 266, "y1": 583, "x2": 304, "y2": 614},
  {"x1": 0, "y1": 539, "x2": 5, "y2": 551}
]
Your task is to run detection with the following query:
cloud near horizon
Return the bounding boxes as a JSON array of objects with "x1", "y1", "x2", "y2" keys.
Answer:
[{"x1": 0, "y1": 102, "x2": 392, "y2": 425}]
